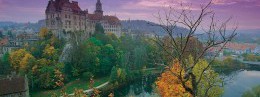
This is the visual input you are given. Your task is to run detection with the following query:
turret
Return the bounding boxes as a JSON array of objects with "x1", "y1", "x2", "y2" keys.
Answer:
[{"x1": 95, "y1": 0, "x2": 103, "y2": 16}]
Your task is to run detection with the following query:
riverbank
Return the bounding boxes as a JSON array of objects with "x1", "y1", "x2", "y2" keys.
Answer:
[
  {"x1": 30, "y1": 68, "x2": 162, "y2": 97},
  {"x1": 99, "y1": 68, "x2": 162, "y2": 96},
  {"x1": 30, "y1": 76, "x2": 109, "y2": 97}
]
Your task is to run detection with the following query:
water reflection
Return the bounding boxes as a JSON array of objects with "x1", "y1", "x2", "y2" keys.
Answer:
[
  {"x1": 108, "y1": 65, "x2": 260, "y2": 97},
  {"x1": 223, "y1": 70, "x2": 260, "y2": 97},
  {"x1": 112, "y1": 75, "x2": 159, "y2": 97}
]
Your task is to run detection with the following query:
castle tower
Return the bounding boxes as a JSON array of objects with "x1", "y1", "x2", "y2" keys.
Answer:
[{"x1": 95, "y1": 0, "x2": 103, "y2": 16}]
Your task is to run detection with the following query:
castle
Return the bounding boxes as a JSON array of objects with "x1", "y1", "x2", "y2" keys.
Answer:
[{"x1": 45, "y1": 0, "x2": 121, "y2": 38}]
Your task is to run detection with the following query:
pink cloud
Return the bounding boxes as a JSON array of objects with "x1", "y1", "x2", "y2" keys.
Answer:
[{"x1": 212, "y1": 0, "x2": 258, "y2": 5}]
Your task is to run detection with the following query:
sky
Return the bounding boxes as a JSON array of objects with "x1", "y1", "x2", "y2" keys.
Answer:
[{"x1": 0, "y1": 0, "x2": 259, "y2": 30}]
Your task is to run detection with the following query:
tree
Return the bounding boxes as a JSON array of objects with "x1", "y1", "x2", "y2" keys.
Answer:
[
  {"x1": 242, "y1": 85, "x2": 260, "y2": 97},
  {"x1": 9, "y1": 49, "x2": 35, "y2": 73},
  {"x1": 33, "y1": 58, "x2": 64, "y2": 89},
  {"x1": 133, "y1": 46, "x2": 148, "y2": 69},
  {"x1": 95, "y1": 23, "x2": 105, "y2": 34},
  {"x1": 109, "y1": 66, "x2": 127, "y2": 85},
  {"x1": 154, "y1": 1, "x2": 237, "y2": 96},
  {"x1": 110, "y1": 66, "x2": 118, "y2": 84},
  {"x1": 156, "y1": 60, "x2": 192, "y2": 97},
  {"x1": 99, "y1": 44, "x2": 117, "y2": 75},
  {"x1": 0, "y1": 30, "x2": 4, "y2": 39},
  {"x1": 156, "y1": 59, "x2": 223, "y2": 97},
  {"x1": 0, "y1": 53, "x2": 11, "y2": 75},
  {"x1": 39, "y1": 27, "x2": 49, "y2": 39},
  {"x1": 191, "y1": 58, "x2": 223, "y2": 97}
]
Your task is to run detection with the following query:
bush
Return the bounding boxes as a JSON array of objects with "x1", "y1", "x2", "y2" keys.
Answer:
[{"x1": 81, "y1": 72, "x2": 93, "y2": 81}]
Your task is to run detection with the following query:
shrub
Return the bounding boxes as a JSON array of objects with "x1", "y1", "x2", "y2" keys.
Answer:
[{"x1": 81, "y1": 72, "x2": 93, "y2": 81}]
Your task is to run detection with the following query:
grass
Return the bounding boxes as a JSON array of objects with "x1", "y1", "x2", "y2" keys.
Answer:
[{"x1": 30, "y1": 76, "x2": 109, "y2": 97}]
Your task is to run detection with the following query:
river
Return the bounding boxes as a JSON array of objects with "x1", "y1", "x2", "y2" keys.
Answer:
[
  {"x1": 223, "y1": 70, "x2": 260, "y2": 97},
  {"x1": 110, "y1": 67, "x2": 260, "y2": 97}
]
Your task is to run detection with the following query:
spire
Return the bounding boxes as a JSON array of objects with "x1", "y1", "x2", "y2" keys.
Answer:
[
  {"x1": 95, "y1": 0, "x2": 103, "y2": 16},
  {"x1": 97, "y1": 0, "x2": 101, "y2": 4}
]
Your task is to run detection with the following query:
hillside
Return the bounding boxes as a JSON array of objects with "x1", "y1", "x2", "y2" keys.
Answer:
[{"x1": 121, "y1": 20, "x2": 188, "y2": 36}]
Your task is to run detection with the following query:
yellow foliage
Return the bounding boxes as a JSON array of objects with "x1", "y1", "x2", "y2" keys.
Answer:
[
  {"x1": 39, "y1": 27, "x2": 48, "y2": 38},
  {"x1": 43, "y1": 44, "x2": 56, "y2": 56},
  {"x1": 156, "y1": 57, "x2": 223, "y2": 97},
  {"x1": 156, "y1": 60, "x2": 192, "y2": 97},
  {"x1": 9, "y1": 49, "x2": 35, "y2": 72}
]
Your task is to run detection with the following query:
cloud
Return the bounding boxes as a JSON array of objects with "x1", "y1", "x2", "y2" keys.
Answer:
[
  {"x1": 212, "y1": 0, "x2": 237, "y2": 5},
  {"x1": 212, "y1": 0, "x2": 257, "y2": 5}
]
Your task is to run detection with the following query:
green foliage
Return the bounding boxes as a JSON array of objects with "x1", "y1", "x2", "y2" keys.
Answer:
[
  {"x1": 243, "y1": 54, "x2": 260, "y2": 62},
  {"x1": 109, "y1": 66, "x2": 118, "y2": 83},
  {"x1": 133, "y1": 46, "x2": 148, "y2": 69},
  {"x1": 109, "y1": 66, "x2": 127, "y2": 85},
  {"x1": 8, "y1": 30, "x2": 65, "y2": 89},
  {"x1": 0, "y1": 31, "x2": 3, "y2": 38},
  {"x1": 191, "y1": 58, "x2": 224, "y2": 97},
  {"x1": 212, "y1": 57, "x2": 244, "y2": 75},
  {"x1": 223, "y1": 50, "x2": 233, "y2": 56},
  {"x1": 0, "y1": 53, "x2": 11, "y2": 75},
  {"x1": 81, "y1": 72, "x2": 93, "y2": 81},
  {"x1": 95, "y1": 23, "x2": 105, "y2": 34},
  {"x1": 242, "y1": 85, "x2": 260, "y2": 97}
]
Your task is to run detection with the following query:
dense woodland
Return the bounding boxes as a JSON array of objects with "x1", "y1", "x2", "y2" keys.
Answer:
[{"x1": 0, "y1": 23, "x2": 162, "y2": 92}]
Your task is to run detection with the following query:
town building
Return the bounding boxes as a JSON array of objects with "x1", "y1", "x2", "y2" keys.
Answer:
[
  {"x1": 0, "y1": 33, "x2": 38, "y2": 57},
  {"x1": 224, "y1": 42, "x2": 258, "y2": 55},
  {"x1": 0, "y1": 76, "x2": 29, "y2": 97},
  {"x1": 45, "y1": 0, "x2": 122, "y2": 38}
]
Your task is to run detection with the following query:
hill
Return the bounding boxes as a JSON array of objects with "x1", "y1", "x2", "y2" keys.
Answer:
[{"x1": 121, "y1": 20, "x2": 188, "y2": 36}]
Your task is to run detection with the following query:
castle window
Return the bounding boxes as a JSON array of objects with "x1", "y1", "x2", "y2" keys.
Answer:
[{"x1": 65, "y1": 14, "x2": 67, "y2": 18}]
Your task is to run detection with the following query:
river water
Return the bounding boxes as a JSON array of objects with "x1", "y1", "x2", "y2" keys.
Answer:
[
  {"x1": 111, "y1": 68, "x2": 260, "y2": 97},
  {"x1": 223, "y1": 70, "x2": 260, "y2": 97}
]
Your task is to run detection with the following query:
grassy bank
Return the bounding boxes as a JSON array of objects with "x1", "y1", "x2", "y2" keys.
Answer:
[{"x1": 31, "y1": 76, "x2": 109, "y2": 97}]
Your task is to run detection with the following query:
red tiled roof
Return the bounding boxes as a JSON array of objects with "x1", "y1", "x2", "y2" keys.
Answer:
[
  {"x1": 0, "y1": 37, "x2": 8, "y2": 46},
  {"x1": 0, "y1": 77, "x2": 27, "y2": 96},
  {"x1": 224, "y1": 42, "x2": 257, "y2": 51},
  {"x1": 208, "y1": 46, "x2": 223, "y2": 52},
  {"x1": 88, "y1": 14, "x2": 103, "y2": 20},
  {"x1": 103, "y1": 16, "x2": 121, "y2": 25},
  {"x1": 88, "y1": 14, "x2": 121, "y2": 25}
]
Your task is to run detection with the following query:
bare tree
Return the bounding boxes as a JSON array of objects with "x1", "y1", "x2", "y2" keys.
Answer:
[{"x1": 153, "y1": 0, "x2": 237, "y2": 96}]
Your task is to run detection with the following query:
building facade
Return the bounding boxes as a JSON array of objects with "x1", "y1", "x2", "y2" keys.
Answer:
[{"x1": 45, "y1": 0, "x2": 121, "y2": 38}]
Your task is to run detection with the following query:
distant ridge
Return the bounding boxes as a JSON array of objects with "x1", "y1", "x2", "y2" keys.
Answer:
[
  {"x1": 121, "y1": 20, "x2": 188, "y2": 36},
  {"x1": 0, "y1": 20, "x2": 45, "y2": 32}
]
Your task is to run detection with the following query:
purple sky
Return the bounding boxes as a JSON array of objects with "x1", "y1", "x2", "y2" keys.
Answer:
[{"x1": 0, "y1": 0, "x2": 260, "y2": 30}]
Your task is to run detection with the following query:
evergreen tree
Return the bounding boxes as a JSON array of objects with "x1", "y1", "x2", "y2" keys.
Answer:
[{"x1": 95, "y1": 23, "x2": 105, "y2": 34}]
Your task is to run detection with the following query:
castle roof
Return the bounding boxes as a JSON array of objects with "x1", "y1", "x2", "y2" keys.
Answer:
[
  {"x1": 0, "y1": 77, "x2": 27, "y2": 96},
  {"x1": 88, "y1": 14, "x2": 121, "y2": 25},
  {"x1": 88, "y1": 14, "x2": 103, "y2": 20},
  {"x1": 46, "y1": 0, "x2": 86, "y2": 15},
  {"x1": 103, "y1": 16, "x2": 121, "y2": 25}
]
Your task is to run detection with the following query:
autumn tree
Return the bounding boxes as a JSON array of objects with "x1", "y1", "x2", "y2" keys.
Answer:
[
  {"x1": 157, "y1": 58, "x2": 223, "y2": 97},
  {"x1": 154, "y1": 0, "x2": 237, "y2": 96},
  {"x1": 156, "y1": 60, "x2": 192, "y2": 97},
  {"x1": 9, "y1": 49, "x2": 35, "y2": 73},
  {"x1": 39, "y1": 27, "x2": 49, "y2": 39}
]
